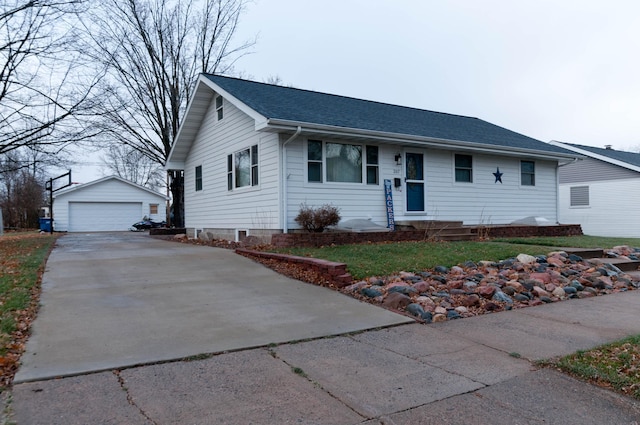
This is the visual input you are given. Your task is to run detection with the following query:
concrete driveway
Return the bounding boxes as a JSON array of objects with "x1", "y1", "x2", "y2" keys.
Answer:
[{"x1": 15, "y1": 232, "x2": 410, "y2": 383}]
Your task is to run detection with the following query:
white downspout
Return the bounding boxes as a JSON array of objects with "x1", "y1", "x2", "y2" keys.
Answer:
[{"x1": 282, "y1": 126, "x2": 302, "y2": 233}]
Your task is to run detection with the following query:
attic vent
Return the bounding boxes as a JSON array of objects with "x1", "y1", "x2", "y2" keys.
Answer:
[{"x1": 570, "y1": 186, "x2": 590, "y2": 207}]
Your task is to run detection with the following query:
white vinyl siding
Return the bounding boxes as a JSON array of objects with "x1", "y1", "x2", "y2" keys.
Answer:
[
  {"x1": 559, "y1": 178, "x2": 640, "y2": 237},
  {"x1": 286, "y1": 139, "x2": 559, "y2": 230},
  {"x1": 183, "y1": 98, "x2": 280, "y2": 231}
]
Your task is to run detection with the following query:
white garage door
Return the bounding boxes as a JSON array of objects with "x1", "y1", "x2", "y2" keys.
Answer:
[{"x1": 69, "y1": 202, "x2": 143, "y2": 232}]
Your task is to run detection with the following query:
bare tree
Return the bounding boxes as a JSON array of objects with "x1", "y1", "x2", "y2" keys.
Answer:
[
  {"x1": 80, "y1": 0, "x2": 254, "y2": 226},
  {"x1": 0, "y1": 1, "x2": 99, "y2": 156},
  {"x1": 101, "y1": 144, "x2": 164, "y2": 190},
  {"x1": 0, "y1": 150, "x2": 46, "y2": 228}
]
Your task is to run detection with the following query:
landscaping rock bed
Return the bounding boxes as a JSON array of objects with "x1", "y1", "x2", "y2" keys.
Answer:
[{"x1": 341, "y1": 246, "x2": 640, "y2": 323}]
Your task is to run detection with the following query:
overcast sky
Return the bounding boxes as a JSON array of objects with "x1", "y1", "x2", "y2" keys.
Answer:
[
  {"x1": 72, "y1": 0, "x2": 640, "y2": 182},
  {"x1": 234, "y1": 0, "x2": 640, "y2": 150}
]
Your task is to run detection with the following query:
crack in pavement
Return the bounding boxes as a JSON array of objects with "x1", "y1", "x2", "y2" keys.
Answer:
[{"x1": 113, "y1": 370, "x2": 158, "y2": 425}]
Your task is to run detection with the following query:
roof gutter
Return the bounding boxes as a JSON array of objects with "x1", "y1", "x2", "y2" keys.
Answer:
[
  {"x1": 281, "y1": 126, "x2": 302, "y2": 233},
  {"x1": 257, "y1": 119, "x2": 580, "y2": 162}
]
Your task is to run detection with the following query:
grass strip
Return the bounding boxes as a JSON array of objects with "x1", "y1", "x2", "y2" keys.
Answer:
[
  {"x1": 0, "y1": 233, "x2": 57, "y2": 388},
  {"x1": 553, "y1": 335, "x2": 640, "y2": 399}
]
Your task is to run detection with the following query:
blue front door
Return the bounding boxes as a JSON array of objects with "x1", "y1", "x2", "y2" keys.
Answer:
[{"x1": 405, "y1": 152, "x2": 425, "y2": 212}]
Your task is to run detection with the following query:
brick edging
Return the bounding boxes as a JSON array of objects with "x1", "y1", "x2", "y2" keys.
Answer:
[{"x1": 235, "y1": 248, "x2": 353, "y2": 287}]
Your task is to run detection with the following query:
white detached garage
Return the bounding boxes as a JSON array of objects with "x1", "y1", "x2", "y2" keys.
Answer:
[{"x1": 52, "y1": 176, "x2": 168, "y2": 232}]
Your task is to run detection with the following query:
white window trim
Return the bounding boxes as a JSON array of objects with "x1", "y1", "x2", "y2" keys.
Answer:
[
  {"x1": 227, "y1": 144, "x2": 260, "y2": 192},
  {"x1": 569, "y1": 185, "x2": 590, "y2": 208},
  {"x1": 304, "y1": 139, "x2": 380, "y2": 186}
]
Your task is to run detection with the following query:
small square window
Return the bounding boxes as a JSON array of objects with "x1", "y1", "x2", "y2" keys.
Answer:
[
  {"x1": 149, "y1": 204, "x2": 158, "y2": 214},
  {"x1": 570, "y1": 186, "x2": 589, "y2": 206}
]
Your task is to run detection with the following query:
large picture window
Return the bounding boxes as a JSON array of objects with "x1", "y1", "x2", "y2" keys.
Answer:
[
  {"x1": 307, "y1": 140, "x2": 378, "y2": 184},
  {"x1": 521, "y1": 160, "x2": 535, "y2": 186},
  {"x1": 227, "y1": 145, "x2": 258, "y2": 191}
]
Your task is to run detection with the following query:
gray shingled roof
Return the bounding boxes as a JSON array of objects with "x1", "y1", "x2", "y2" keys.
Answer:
[
  {"x1": 204, "y1": 74, "x2": 574, "y2": 156},
  {"x1": 566, "y1": 143, "x2": 640, "y2": 168}
]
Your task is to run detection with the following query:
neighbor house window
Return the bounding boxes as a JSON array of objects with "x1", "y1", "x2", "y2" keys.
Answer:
[
  {"x1": 520, "y1": 160, "x2": 535, "y2": 186},
  {"x1": 307, "y1": 140, "x2": 378, "y2": 184},
  {"x1": 195, "y1": 165, "x2": 203, "y2": 191},
  {"x1": 454, "y1": 154, "x2": 473, "y2": 182},
  {"x1": 570, "y1": 186, "x2": 590, "y2": 207},
  {"x1": 227, "y1": 145, "x2": 258, "y2": 191},
  {"x1": 149, "y1": 204, "x2": 158, "y2": 214},
  {"x1": 215, "y1": 95, "x2": 223, "y2": 120}
]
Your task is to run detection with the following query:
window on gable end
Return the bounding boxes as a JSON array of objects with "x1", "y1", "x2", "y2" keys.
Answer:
[
  {"x1": 150, "y1": 204, "x2": 159, "y2": 214},
  {"x1": 195, "y1": 165, "x2": 203, "y2": 191},
  {"x1": 215, "y1": 95, "x2": 223, "y2": 121},
  {"x1": 227, "y1": 145, "x2": 259, "y2": 191}
]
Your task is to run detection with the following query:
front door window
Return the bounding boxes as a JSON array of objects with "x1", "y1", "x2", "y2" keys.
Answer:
[{"x1": 405, "y1": 152, "x2": 425, "y2": 212}]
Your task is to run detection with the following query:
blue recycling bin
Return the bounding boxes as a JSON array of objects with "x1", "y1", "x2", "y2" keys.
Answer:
[{"x1": 39, "y1": 218, "x2": 52, "y2": 232}]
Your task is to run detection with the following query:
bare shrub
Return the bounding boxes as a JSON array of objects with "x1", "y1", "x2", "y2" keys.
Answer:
[{"x1": 295, "y1": 203, "x2": 341, "y2": 233}]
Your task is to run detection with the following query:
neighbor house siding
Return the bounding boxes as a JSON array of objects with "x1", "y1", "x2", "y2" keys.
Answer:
[
  {"x1": 559, "y1": 178, "x2": 640, "y2": 237},
  {"x1": 183, "y1": 98, "x2": 280, "y2": 236},
  {"x1": 53, "y1": 179, "x2": 166, "y2": 232},
  {"x1": 559, "y1": 157, "x2": 637, "y2": 184}
]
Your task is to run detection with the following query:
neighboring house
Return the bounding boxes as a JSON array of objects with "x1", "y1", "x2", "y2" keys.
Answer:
[
  {"x1": 550, "y1": 141, "x2": 640, "y2": 237},
  {"x1": 166, "y1": 74, "x2": 579, "y2": 242},
  {"x1": 53, "y1": 176, "x2": 167, "y2": 232}
]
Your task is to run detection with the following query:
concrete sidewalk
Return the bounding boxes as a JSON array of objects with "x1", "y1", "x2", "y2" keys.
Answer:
[
  {"x1": 7, "y1": 233, "x2": 640, "y2": 424},
  {"x1": 10, "y1": 292, "x2": 640, "y2": 424}
]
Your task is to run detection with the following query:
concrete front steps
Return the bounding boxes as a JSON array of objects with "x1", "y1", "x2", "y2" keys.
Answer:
[{"x1": 394, "y1": 220, "x2": 476, "y2": 241}]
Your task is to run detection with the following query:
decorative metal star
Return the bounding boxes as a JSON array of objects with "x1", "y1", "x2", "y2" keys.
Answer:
[{"x1": 493, "y1": 167, "x2": 503, "y2": 184}]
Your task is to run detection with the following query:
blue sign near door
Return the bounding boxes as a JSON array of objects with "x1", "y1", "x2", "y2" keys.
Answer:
[{"x1": 384, "y1": 179, "x2": 395, "y2": 231}]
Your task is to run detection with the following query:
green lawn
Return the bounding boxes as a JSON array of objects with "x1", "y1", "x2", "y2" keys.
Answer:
[{"x1": 272, "y1": 236, "x2": 640, "y2": 280}]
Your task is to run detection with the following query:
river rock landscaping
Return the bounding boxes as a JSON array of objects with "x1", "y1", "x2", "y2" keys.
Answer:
[{"x1": 341, "y1": 246, "x2": 640, "y2": 322}]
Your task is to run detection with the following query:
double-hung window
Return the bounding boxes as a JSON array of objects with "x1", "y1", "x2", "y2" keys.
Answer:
[
  {"x1": 521, "y1": 160, "x2": 535, "y2": 186},
  {"x1": 227, "y1": 145, "x2": 258, "y2": 191},
  {"x1": 307, "y1": 140, "x2": 378, "y2": 184},
  {"x1": 454, "y1": 154, "x2": 473, "y2": 183}
]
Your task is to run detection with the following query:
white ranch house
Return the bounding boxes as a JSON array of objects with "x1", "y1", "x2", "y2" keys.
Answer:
[
  {"x1": 551, "y1": 141, "x2": 640, "y2": 238},
  {"x1": 52, "y1": 176, "x2": 167, "y2": 232},
  {"x1": 166, "y1": 75, "x2": 579, "y2": 242}
]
